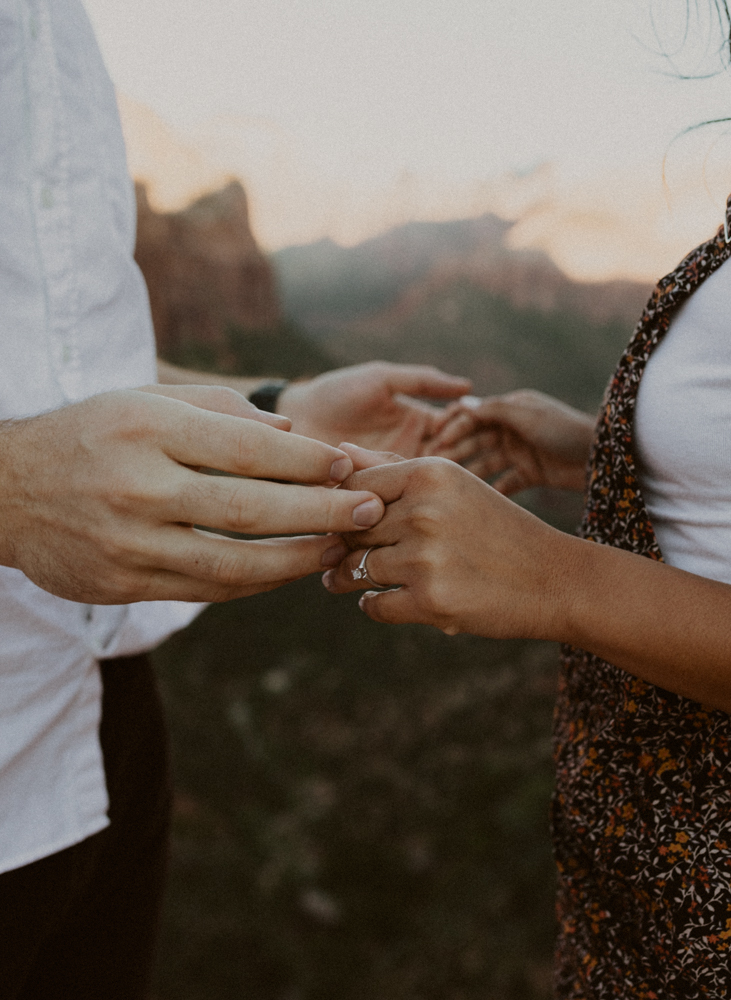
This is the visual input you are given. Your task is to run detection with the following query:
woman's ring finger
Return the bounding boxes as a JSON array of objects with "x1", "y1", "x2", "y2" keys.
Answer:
[{"x1": 351, "y1": 546, "x2": 383, "y2": 587}]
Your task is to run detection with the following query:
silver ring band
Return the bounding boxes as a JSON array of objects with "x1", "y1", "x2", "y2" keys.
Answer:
[{"x1": 351, "y1": 546, "x2": 381, "y2": 587}]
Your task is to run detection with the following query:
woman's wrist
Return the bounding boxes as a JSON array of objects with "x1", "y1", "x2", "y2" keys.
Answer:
[
  {"x1": 455, "y1": 504, "x2": 588, "y2": 644},
  {"x1": 539, "y1": 531, "x2": 597, "y2": 645}
]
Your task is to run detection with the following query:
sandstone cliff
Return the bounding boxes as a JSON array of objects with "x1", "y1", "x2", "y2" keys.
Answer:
[{"x1": 134, "y1": 181, "x2": 280, "y2": 363}]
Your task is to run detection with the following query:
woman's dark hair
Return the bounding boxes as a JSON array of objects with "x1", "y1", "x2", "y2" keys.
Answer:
[
  {"x1": 711, "y1": 0, "x2": 731, "y2": 64},
  {"x1": 659, "y1": 2, "x2": 731, "y2": 144},
  {"x1": 671, "y1": 0, "x2": 731, "y2": 74}
]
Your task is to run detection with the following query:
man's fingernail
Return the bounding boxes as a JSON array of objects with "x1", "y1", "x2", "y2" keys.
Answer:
[
  {"x1": 330, "y1": 456, "x2": 353, "y2": 482},
  {"x1": 321, "y1": 542, "x2": 348, "y2": 567},
  {"x1": 352, "y1": 499, "x2": 383, "y2": 527},
  {"x1": 322, "y1": 570, "x2": 335, "y2": 590}
]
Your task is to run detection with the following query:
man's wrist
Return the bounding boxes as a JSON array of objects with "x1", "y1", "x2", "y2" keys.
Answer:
[
  {"x1": 275, "y1": 380, "x2": 312, "y2": 420},
  {"x1": 248, "y1": 380, "x2": 289, "y2": 414},
  {"x1": 0, "y1": 418, "x2": 27, "y2": 569}
]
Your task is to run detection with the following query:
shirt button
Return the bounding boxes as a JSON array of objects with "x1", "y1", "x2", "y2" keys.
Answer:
[{"x1": 40, "y1": 186, "x2": 54, "y2": 209}]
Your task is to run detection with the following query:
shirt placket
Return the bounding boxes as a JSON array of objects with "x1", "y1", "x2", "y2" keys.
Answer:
[{"x1": 24, "y1": 0, "x2": 82, "y2": 401}]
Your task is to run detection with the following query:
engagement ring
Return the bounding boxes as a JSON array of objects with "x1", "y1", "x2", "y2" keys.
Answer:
[{"x1": 351, "y1": 546, "x2": 381, "y2": 587}]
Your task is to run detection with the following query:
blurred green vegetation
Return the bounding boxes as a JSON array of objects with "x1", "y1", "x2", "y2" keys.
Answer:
[
  {"x1": 153, "y1": 584, "x2": 560, "y2": 1000},
  {"x1": 311, "y1": 282, "x2": 631, "y2": 414},
  {"x1": 161, "y1": 319, "x2": 333, "y2": 381},
  {"x1": 152, "y1": 238, "x2": 638, "y2": 999}
]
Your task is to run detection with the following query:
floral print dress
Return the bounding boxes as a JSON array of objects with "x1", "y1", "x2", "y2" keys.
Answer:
[{"x1": 553, "y1": 196, "x2": 731, "y2": 999}]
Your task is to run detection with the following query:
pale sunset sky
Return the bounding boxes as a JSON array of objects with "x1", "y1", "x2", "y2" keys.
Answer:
[{"x1": 84, "y1": 0, "x2": 731, "y2": 281}]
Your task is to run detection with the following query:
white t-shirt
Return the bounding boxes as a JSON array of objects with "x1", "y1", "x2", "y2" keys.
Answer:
[
  {"x1": 0, "y1": 0, "x2": 204, "y2": 874},
  {"x1": 635, "y1": 252, "x2": 731, "y2": 585}
]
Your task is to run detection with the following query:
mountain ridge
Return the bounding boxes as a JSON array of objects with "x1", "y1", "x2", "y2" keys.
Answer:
[{"x1": 273, "y1": 213, "x2": 652, "y2": 333}]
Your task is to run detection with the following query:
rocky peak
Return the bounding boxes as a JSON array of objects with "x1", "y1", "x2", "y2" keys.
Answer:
[{"x1": 135, "y1": 181, "x2": 280, "y2": 362}]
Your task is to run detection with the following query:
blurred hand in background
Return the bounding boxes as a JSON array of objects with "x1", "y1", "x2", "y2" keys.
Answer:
[
  {"x1": 424, "y1": 389, "x2": 596, "y2": 493},
  {"x1": 276, "y1": 362, "x2": 471, "y2": 458}
]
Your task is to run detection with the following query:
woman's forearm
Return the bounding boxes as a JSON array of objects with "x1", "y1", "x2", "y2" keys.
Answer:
[{"x1": 554, "y1": 534, "x2": 731, "y2": 712}]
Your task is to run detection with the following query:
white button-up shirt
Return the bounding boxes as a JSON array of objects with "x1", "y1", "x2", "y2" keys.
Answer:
[{"x1": 0, "y1": 0, "x2": 203, "y2": 874}]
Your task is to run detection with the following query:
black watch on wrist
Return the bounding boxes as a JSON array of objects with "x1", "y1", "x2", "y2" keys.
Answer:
[{"x1": 248, "y1": 380, "x2": 289, "y2": 414}]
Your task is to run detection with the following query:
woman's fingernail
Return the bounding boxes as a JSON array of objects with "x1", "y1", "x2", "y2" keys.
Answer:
[
  {"x1": 352, "y1": 499, "x2": 383, "y2": 527},
  {"x1": 321, "y1": 542, "x2": 348, "y2": 567},
  {"x1": 460, "y1": 395, "x2": 481, "y2": 409},
  {"x1": 330, "y1": 456, "x2": 353, "y2": 482},
  {"x1": 322, "y1": 570, "x2": 335, "y2": 590}
]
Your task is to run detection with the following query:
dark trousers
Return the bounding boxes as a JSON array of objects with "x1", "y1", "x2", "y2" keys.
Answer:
[{"x1": 0, "y1": 654, "x2": 172, "y2": 1000}]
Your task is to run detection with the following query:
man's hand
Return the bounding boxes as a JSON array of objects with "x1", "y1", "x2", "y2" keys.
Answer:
[
  {"x1": 425, "y1": 390, "x2": 596, "y2": 493},
  {"x1": 276, "y1": 362, "x2": 471, "y2": 457},
  {"x1": 0, "y1": 384, "x2": 385, "y2": 605}
]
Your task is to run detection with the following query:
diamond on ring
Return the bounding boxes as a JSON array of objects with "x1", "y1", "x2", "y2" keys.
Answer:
[{"x1": 351, "y1": 546, "x2": 380, "y2": 587}]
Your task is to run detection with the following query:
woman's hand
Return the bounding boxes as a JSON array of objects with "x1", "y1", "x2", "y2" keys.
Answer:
[
  {"x1": 322, "y1": 456, "x2": 571, "y2": 638},
  {"x1": 323, "y1": 448, "x2": 731, "y2": 714},
  {"x1": 425, "y1": 390, "x2": 596, "y2": 493}
]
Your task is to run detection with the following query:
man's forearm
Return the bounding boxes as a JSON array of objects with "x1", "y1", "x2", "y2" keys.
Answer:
[{"x1": 156, "y1": 358, "x2": 270, "y2": 399}]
